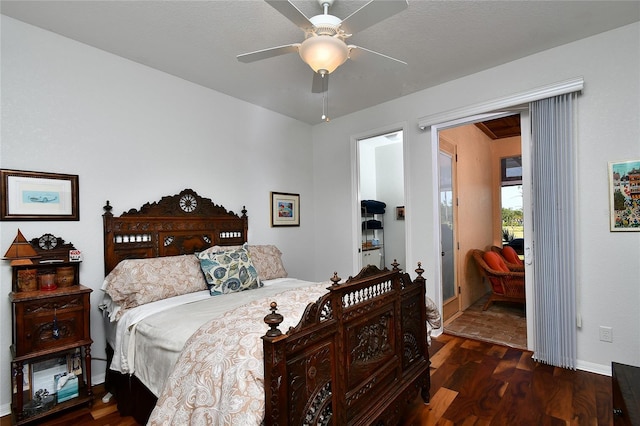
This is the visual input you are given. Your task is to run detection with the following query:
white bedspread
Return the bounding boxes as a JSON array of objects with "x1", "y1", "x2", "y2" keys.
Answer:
[
  {"x1": 104, "y1": 278, "x2": 322, "y2": 397},
  {"x1": 148, "y1": 280, "x2": 331, "y2": 425}
]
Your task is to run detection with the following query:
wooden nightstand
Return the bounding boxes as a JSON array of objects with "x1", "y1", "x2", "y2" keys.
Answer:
[
  {"x1": 8, "y1": 233, "x2": 93, "y2": 425},
  {"x1": 10, "y1": 285, "x2": 93, "y2": 424}
]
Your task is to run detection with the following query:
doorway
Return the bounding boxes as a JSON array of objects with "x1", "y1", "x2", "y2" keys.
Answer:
[
  {"x1": 356, "y1": 130, "x2": 405, "y2": 270},
  {"x1": 438, "y1": 114, "x2": 527, "y2": 349},
  {"x1": 421, "y1": 78, "x2": 582, "y2": 354}
]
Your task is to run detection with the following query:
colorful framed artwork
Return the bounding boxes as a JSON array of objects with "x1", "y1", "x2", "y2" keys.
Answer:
[
  {"x1": 396, "y1": 206, "x2": 405, "y2": 220},
  {"x1": 270, "y1": 192, "x2": 300, "y2": 227},
  {"x1": 608, "y1": 159, "x2": 640, "y2": 231},
  {"x1": 0, "y1": 169, "x2": 79, "y2": 221}
]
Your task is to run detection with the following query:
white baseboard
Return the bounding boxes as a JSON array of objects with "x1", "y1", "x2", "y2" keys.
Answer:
[
  {"x1": 576, "y1": 359, "x2": 611, "y2": 376},
  {"x1": 93, "y1": 372, "x2": 106, "y2": 387}
]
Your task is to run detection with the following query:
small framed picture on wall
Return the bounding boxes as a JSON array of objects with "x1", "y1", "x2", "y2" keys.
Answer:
[
  {"x1": 608, "y1": 159, "x2": 640, "y2": 231},
  {"x1": 271, "y1": 192, "x2": 300, "y2": 227}
]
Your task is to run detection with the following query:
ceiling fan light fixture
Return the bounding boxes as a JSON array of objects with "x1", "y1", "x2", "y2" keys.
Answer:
[{"x1": 299, "y1": 35, "x2": 348, "y2": 74}]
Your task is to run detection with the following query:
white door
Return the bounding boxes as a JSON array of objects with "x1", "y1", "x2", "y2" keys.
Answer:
[{"x1": 439, "y1": 139, "x2": 459, "y2": 322}]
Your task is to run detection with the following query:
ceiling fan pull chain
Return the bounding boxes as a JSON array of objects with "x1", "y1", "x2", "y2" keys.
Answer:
[{"x1": 321, "y1": 75, "x2": 329, "y2": 122}]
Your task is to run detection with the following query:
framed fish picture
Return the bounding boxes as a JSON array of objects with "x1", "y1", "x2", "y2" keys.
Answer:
[{"x1": 1, "y1": 169, "x2": 79, "y2": 221}]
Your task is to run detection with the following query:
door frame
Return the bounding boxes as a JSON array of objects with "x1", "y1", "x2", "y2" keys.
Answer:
[
  {"x1": 420, "y1": 77, "x2": 583, "y2": 350},
  {"x1": 431, "y1": 110, "x2": 532, "y2": 348},
  {"x1": 351, "y1": 122, "x2": 409, "y2": 272}
]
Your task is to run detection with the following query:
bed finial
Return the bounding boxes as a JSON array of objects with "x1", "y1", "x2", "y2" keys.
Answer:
[
  {"x1": 241, "y1": 206, "x2": 247, "y2": 218},
  {"x1": 103, "y1": 200, "x2": 113, "y2": 216},
  {"x1": 415, "y1": 262, "x2": 426, "y2": 282},
  {"x1": 264, "y1": 302, "x2": 284, "y2": 337},
  {"x1": 391, "y1": 259, "x2": 400, "y2": 271},
  {"x1": 330, "y1": 272, "x2": 341, "y2": 286}
]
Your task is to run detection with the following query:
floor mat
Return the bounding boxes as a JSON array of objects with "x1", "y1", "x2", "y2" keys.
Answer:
[{"x1": 445, "y1": 292, "x2": 527, "y2": 349}]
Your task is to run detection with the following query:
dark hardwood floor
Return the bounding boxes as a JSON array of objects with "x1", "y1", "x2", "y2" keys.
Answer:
[
  {"x1": 2, "y1": 334, "x2": 612, "y2": 425},
  {"x1": 403, "y1": 334, "x2": 612, "y2": 425}
]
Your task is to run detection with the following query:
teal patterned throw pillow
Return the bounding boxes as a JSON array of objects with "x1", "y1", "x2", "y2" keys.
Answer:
[{"x1": 197, "y1": 243, "x2": 262, "y2": 295}]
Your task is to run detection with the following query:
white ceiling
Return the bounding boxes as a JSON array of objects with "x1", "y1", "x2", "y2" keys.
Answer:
[{"x1": 2, "y1": 1, "x2": 639, "y2": 125}]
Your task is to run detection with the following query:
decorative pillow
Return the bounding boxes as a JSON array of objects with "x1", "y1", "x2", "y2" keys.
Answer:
[
  {"x1": 247, "y1": 245, "x2": 287, "y2": 280},
  {"x1": 199, "y1": 244, "x2": 288, "y2": 280},
  {"x1": 483, "y1": 251, "x2": 510, "y2": 272},
  {"x1": 102, "y1": 254, "x2": 207, "y2": 316},
  {"x1": 502, "y1": 245, "x2": 523, "y2": 266},
  {"x1": 197, "y1": 243, "x2": 262, "y2": 295},
  {"x1": 198, "y1": 244, "x2": 242, "y2": 256}
]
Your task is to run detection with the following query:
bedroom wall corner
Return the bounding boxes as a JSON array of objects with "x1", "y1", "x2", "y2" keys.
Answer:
[{"x1": 0, "y1": 15, "x2": 315, "y2": 415}]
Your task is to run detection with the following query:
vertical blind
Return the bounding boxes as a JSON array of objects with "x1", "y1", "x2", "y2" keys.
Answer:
[{"x1": 530, "y1": 92, "x2": 578, "y2": 369}]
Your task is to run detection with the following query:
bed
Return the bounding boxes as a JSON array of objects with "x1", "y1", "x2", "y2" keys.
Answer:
[{"x1": 100, "y1": 189, "x2": 434, "y2": 425}]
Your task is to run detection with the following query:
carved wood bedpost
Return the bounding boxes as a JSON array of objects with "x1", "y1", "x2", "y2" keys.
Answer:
[
  {"x1": 263, "y1": 303, "x2": 288, "y2": 425},
  {"x1": 328, "y1": 272, "x2": 347, "y2": 426},
  {"x1": 241, "y1": 206, "x2": 248, "y2": 245},
  {"x1": 103, "y1": 201, "x2": 114, "y2": 276},
  {"x1": 414, "y1": 262, "x2": 431, "y2": 404}
]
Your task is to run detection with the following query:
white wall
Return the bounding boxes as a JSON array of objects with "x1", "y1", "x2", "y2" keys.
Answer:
[
  {"x1": 358, "y1": 143, "x2": 377, "y2": 199},
  {"x1": 375, "y1": 143, "x2": 405, "y2": 268},
  {"x1": 312, "y1": 23, "x2": 640, "y2": 373},
  {"x1": 359, "y1": 140, "x2": 405, "y2": 268},
  {"x1": 0, "y1": 16, "x2": 314, "y2": 415}
]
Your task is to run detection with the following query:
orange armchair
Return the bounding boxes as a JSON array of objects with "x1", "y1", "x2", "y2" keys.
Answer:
[{"x1": 472, "y1": 249, "x2": 525, "y2": 310}]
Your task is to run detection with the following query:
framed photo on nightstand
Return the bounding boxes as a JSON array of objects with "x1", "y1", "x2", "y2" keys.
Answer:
[{"x1": 30, "y1": 356, "x2": 68, "y2": 397}]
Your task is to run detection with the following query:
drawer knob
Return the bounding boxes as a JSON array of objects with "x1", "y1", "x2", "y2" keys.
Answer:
[{"x1": 613, "y1": 408, "x2": 623, "y2": 417}]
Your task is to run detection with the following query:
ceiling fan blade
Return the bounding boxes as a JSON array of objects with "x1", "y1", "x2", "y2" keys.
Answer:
[
  {"x1": 237, "y1": 44, "x2": 300, "y2": 63},
  {"x1": 341, "y1": 0, "x2": 408, "y2": 34},
  {"x1": 265, "y1": 0, "x2": 313, "y2": 30},
  {"x1": 348, "y1": 45, "x2": 407, "y2": 66},
  {"x1": 312, "y1": 72, "x2": 329, "y2": 93}
]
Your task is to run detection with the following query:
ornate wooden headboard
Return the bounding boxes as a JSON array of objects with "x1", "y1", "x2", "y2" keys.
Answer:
[{"x1": 102, "y1": 189, "x2": 247, "y2": 275}]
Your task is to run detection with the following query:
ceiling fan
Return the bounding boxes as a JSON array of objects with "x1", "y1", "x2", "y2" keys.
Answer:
[{"x1": 237, "y1": 0, "x2": 408, "y2": 117}]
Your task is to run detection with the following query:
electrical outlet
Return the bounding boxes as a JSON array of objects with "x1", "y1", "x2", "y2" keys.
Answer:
[{"x1": 599, "y1": 326, "x2": 613, "y2": 343}]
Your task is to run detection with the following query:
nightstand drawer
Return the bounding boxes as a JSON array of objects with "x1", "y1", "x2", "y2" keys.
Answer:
[{"x1": 13, "y1": 293, "x2": 90, "y2": 357}]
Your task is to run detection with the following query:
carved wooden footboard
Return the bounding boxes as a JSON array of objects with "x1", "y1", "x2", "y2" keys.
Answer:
[{"x1": 263, "y1": 263, "x2": 430, "y2": 425}]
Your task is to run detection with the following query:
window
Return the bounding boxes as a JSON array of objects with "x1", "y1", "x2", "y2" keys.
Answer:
[{"x1": 501, "y1": 156, "x2": 522, "y2": 185}]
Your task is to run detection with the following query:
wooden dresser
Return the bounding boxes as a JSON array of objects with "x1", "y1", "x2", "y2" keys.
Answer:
[{"x1": 612, "y1": 362, "x2": 640, "y2": 426}]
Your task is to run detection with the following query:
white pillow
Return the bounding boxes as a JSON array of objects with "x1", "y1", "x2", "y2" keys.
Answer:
[{"x1": 102, "y1": 254, "x2": 207, "y2": 317}]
